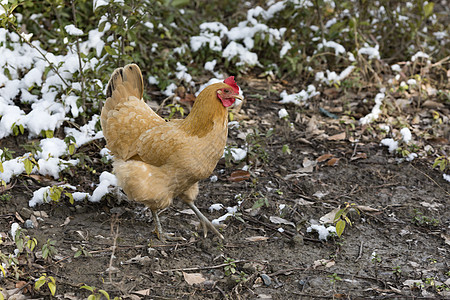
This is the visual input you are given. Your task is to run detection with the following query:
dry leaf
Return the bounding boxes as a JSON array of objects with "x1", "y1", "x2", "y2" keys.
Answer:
[
  {"x1": 183, "y1": 272, "x2": 206, "y2": 285},
  {"x1": 350, "y1": 152, "x2": 367, "y2": 161},
  {"x1": 320, "y1": 207, "x2": 340, "y2": 224},
  {"x1": 15, "y1": 281, "x2": 28, "y2": 289},
  {"x1": 269, "y1": 216, "x2": 295, "y2": 227},
  {"x1": 303, "y1": 157, "x2": 316, "y2": 168},
  {"x1": 245, "y1": 236, "x2": 269, "y2": 242},
  {"x1": 403, "y1": 279, "x2": 423, "y2": 288},
  {"x1": 294, "y1": 198, "x2": 315, "y2": 206},
  {"x1": 33, "y1": 211, "x2": 49, "y2": 218},
  {"x1": 178, "y1": 209, "x2": 195, "y2": 215},
  {"x1": 15, "y1": 212, "x2": 24, "y2": 223},
  {"x1": 422, "y1": 100, "x2": 444, "y2": 109},
  {"x1": 328, "y1": 132, "x2": 346, "y2": 141},
  {"x1": 427, "y1": 137, "x2": 448, "y2": 144},
  {"x1": 316, "y1": 153, "x2": 333, "y2": 162},
  {"x1": 441, "y1": 233, "x2": 450, "y2": 246},
  {"x1": 327, "y1": 158, "x2": 340, "y2": 166},
  {"x1": 228, "y1": 170, "x2": 251, "y2": 182},
  {"x1": 420, "y1": 202, "x2": 442, "y2": 210},
  {"x1": 62, "y1": 293, "x2": 81, "y2": 300},
  {"x1": 60, "y1": 216, "x2": 71, "y2": 227},
  {"x1": 313, "y1": 259, "x2": 335, "y2": 269},
  {"x1": 294, "y1": 165, "x2": 314, "y2": 173},
  {"x1": 133, "y1": 289, "x2": 151, "y2": 296},
  {"x1": 123, "y1": 254, "x2": 151, "y2": 265},
  {"x1": 354, "y1": 205, "x2": 379, "y2": 212}
]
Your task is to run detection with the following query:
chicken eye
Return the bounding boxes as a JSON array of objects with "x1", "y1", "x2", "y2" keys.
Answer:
[{"x1": 224, "y1": 89, "x2": 230, "y2": 93}]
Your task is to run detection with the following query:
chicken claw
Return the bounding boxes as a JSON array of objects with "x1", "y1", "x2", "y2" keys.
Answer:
[
  {"x1": 187, "y1": 202, "x2": 224, "y2": 240},
  {"x1": 151, "y1": 210, "x2": 186, "y2": 242}
]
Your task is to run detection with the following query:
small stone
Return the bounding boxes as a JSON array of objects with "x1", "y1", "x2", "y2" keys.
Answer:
[
  {"x1": 20, "y1": 207, "x2": 33, "y2": 219},
  {"x1": 24, "y1": 220, "x2": 34, "y2": 229},
  {"x1": 260, "y1": 274, "x2": 272, "y2": 286},
  {"x1": 292, "y1": 234, "x2": 304, "y2": 246}
]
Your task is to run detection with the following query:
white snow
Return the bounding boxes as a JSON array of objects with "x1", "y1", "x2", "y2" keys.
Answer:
[
  {"x1": 64, "y1": 25, "x2": 84, "y2": 36},
  {"x1": 358, "y1": 45, "x2": 380, "y2": 60},
  {"x1": 204, "y1": 60, "x2": 217, "y2": 72},
  {"x1": 443, "y1": 174, "x2": 450, "y2": 183},
  {"x1": 280, "y1": 41, "x2": 292, "y2": 58},
  {"x1": 279, "y1": 85, "x2": 320, "y2": 105},
  {"x1": 65, "y1": 115, "x2": 104, "y2": 147},
  {"x1": 407, "y1": 79, "x2": 417, "y2": 85},
  {"x1": 229, "y1": 148, "x2": 247, "y2": 161},
  {"x1": 90, "y1": 171, "x2": 117, "y2": 202},
  {"x1": 400, "y1": 128, "x2": 412, "y2": 143},
  {"x1": 222, "y1": 41, "x2": 258, "y2": 66},
  {"x1": 315, "y1": 66, "x2": 355, "y2": 85},
  {"x1": 10, "y1": 223, "x2": 21, "y2": 242},
  {"x1": 307, "y1": 224, "x2": 337, "y2": 241},
  {"x1": 380, "y1": 138, "x2": 398, "y2": 153},
  {"x1": 209, "y1": 203, "x2": 224, "y2": 212},
  {"x1": 359, "y1": 92, "x2": 385, "y2": 124},
  {"x1": 212, "y1": 205, "x2": 238, "y2": 225},
  {"x1": 319, "y1": 40, "x2": 346, "y2": 56},
  {"x1": 278, "y1": 108, "x2": 288, "y2": 119},
  {"x1": 391, "y1": 64, "x2": 401, "y2": 72},
  {"x1": 411, "y1": 51, "x2": 429, "y2": 62}
]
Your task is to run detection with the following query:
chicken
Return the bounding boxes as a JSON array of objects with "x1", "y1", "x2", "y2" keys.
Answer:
[{"x1": 100, "y1": 64, "x2": 242, "y2": 241}]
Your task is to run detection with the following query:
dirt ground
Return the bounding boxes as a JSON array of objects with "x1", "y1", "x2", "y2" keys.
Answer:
[{"x1": 1, "y1": 79, "x2": 449, "y2": 299}]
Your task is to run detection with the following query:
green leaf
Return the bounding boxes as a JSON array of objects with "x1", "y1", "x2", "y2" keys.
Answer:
[
  {"x1": 23, "y1": 159, "x2": 33, "y2": 175},
  {"x1": 0, "y1": 265, "x2": 6, "y2": 277},
  {"x1": 104, "y1": 45, "x2": 117, "y2": 55},
  {"x1": 99, "y1": 290, "x2": 110, "y2": 300},
  {"x1": 42, "y1": 247, "x2": 49, "y2": 259},
  {"x1": 0, "y1": 161, "x2": 3, "y2": 173},
  {"x1": 334, "y1": 208, "x2": 345, "y2": 222},
  {"x1": 335, "y1": 220, "x2": 346, "y2": 237},
  {"x1": 45, "y1": 130, "x2": 54, "y2": 138},
  {"x1": 74, "y1": 250, "x2": 82, "y2": 258},
  {"x1": 34, "y1": 278, "x2": 46, "y2": 290},
  {"x1": 81, "y1": 285, "x2": 95, "y2": 292},
  {"x1": 69, "y1": 144, "x2": 75, "y2": 155},
  {"x1": 48, "y1": 281, "x2": 56, "y2": 296},
  {"x1": 65, "y1": 192, "x2": 74, "y2": 205},
  {"x1": 423, "y1": 2, "x2": 434, "y2": 18}
]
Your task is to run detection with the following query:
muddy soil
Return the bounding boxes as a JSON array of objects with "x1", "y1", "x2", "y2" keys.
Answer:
[{"x1": 0, "y1": 81, "x2": 449, "y2": 299}]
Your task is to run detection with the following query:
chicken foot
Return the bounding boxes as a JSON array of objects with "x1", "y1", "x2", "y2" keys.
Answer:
[
  {"x1": 151, "y1": 210, "x2": 186, "y2": 242},
  {"x1": 187, "y1": 202, "x2": 225, "y2": 240}
]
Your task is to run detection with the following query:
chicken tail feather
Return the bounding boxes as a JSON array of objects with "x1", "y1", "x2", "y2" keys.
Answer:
[{"x1": 106, "y1": 64, "x2": 143, "y2": 100}]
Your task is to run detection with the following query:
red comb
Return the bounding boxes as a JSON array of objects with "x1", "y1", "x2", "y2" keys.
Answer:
[{"x1": 224, "y1": 76, "x2": 240, "y2": 94}]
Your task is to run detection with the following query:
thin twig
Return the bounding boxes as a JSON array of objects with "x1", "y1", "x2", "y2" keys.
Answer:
[
  {"x1": 71, "y1": 0, "x2": 86, "y2": 124},
  {"x1": 157, "y1": 260, "x2": 247, "y2": 273},
  {"x1": 10, "y1": 24, "x2": 70, "y2": 89},
  {"x1": 108, "y1": 215, "x2": 120, "y2": 284},
  {"x1": 411, "y1": 164, "x2": 450, "y2": 196},
  {"x1": 155, "y1": 95, "x2": 175, "y2": 114},
  {"x1": 355, "y1": 240, "x2": 363, "y2": 262}
]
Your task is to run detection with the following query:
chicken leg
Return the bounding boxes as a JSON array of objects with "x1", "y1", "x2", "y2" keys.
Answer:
[
  {"x1": 151, "y1": 210, "x2": 186, "y2": 242},
  {"x1": 186, "y1": 202, "x2": 224, "y2": 240}
]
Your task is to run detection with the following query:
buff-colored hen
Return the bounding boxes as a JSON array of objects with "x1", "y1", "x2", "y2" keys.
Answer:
[{"x1": 100, "y1": 64, "x2": 242, "y2": 240}]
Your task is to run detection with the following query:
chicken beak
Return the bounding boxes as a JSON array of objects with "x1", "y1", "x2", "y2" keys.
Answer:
[{"x1": 234, "y1": 94, "x2": 244, "y2": 101}]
